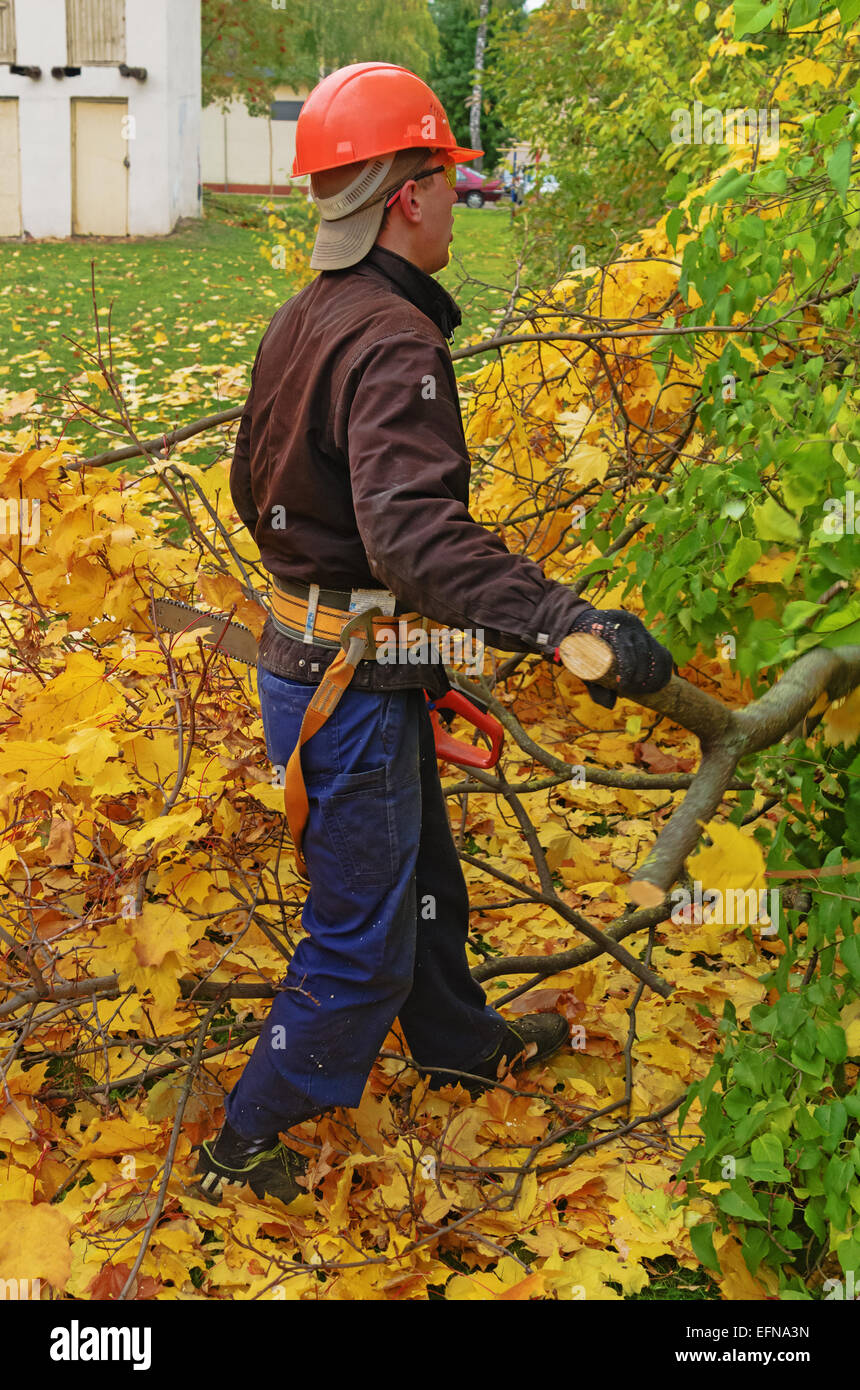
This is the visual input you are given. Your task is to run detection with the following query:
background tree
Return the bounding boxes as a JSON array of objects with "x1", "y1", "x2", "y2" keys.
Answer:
[
  {"x1": 203, "y1": 0, "x2": 440, "y2": 116},
  {"x1": 494, "y1": 0, "x2": 717, "y2": 274},
  {"x1": 469, "y1": 0, "x2": 490, "y2": 166},
  {"x1": 429, "y1": 0, "x2": 525, "y2": 172},
  {"x1": 202, "y1": 0, "x2": 284, "y2": 116},
  {"x1": 278, "y1": 0, "x2": 440, "y2": 87}
]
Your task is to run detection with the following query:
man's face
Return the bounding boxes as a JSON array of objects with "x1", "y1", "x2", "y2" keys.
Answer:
[{"x1": 413, "y1": 155, "x2": 458, "y2": 274}]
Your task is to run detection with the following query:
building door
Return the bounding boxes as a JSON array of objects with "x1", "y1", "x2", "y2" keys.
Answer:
[
  {"x1": 72, "y1": 99, "x2": 129, "y2": 237},
  {"x1": 0, "y1": 100, "x2": 21, "y2": 237}
]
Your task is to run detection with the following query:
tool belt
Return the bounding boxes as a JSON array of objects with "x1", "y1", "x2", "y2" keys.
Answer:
[
  {"x1": 269, "y1": 579, "x2": 506, "y2": 881},
  {"x1": 269, "y1": 577, "x2": 431, "y2": 651},
  {"x1": 151, "y1": 581, "x2": 504, "y2": 883}
]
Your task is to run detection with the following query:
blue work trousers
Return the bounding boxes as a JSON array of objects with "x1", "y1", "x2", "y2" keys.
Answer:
[{"x1": 224, "y1": 664, "x2": 508, "y2": 1139}]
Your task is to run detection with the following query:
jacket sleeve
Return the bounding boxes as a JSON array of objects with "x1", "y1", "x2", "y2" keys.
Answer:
[
  {"x1": 229, "y1": 343, "x2": 263, "y2": 540},
  {"x1": 341, "y1": 331, "x2": 595, "y2": 655}
]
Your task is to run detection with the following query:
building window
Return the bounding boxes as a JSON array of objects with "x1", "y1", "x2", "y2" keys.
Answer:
[
  {"x1": 66, "y1": 0, "x2": 126, "y2": 66},
  {"x1": 270, "y1": 100, "x2": 304, "y2": 122},
  {"x1": 0, "y1": 0, "x2": 16, "y2": 65}
]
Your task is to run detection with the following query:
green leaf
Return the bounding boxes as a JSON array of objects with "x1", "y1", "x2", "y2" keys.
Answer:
[
  {"x1": 704, "y1": 170, "x2": 752, "y2": 207},
  {"x1": 725, "y1": 1085, "x2": 755, "y2": 1120},
  {"x1": 796, "y1": 1105, "x2": 824, "y2": 1141},
  {"x1": 745, "y1": 1160, "x2": 792, "y2": 1181},
  {"x1": 752, "y1": 495, "x2": 801, "y2": 543},
  {"x1": 796, "y1": 1145, "x2": 823, "y2": 1171},
  {"x1": 775, "y1": 993, "x2": 807, "y2": 1037},
  {"x1": 733, "y1": 0, "x2": 781, "y2": 34},
  {"x1": 771, "y1": 1194, "x2": 795, "y2": 1229},
  {"x1": 818, "y1": 1024, "x2": 848, "y2": 1065},
  {"x1": 841, "y1": 933, "x2": 860, "y2": 982},
  {"x1": 665, "y1": 171, "x2": 690, "y2": 201},
  {"x1": 753, "y1": 167, "x2": 788, "y2": 195},
  {"x1": 837, "y1": 1233, "x2": 860, "y2": 1276},
  {"x1": 740, "y1": 1225, "x2": 771, "y2": 1274},
  {"x1": 665, "y1": 207, "x2": 684, "y2": 249},
  {"x1": 750, "y1": 1132, "x2": 784, "y2": 1168},
  {"x1": 823, "y1": 1154, "x2": 853, "y2": 1199},
  {"x1": 725, "y1": 536, "x2": 762, "y2": 587},
  {"x1": 804, "y1": 1195, "x2": 827, "y2": 1242},
  {"x1": 690, "y1": 1220, "x2": 722, "y2": 1273},
  {"x1": 782, "y1": 439, "x2": 833, "y2": 508},
  {"x1": 790, "y1": 1045, "x2": 825, "y2": 1077},
  {"x1": 790, "y1": 229, "x2": 818, "y2": 268},
  {"x1": 787, "y1": 0, "x2": 821, "y2": 23},
  {"x1": 782, "y1": 600, "x2": 825, "y2": 628},
  {"x1": 815, "y1": 1100, "x2": 848, "y2": 1148},
  {"x1": 718, "y1": 1180, "x2": 766, "y2": 1223},
  {"x1": 827, "y1": 140, "x2": 854, "y2": 204},
  {"x1": 733, "y1": 1051, "x2": 766, "y2": 1093}
]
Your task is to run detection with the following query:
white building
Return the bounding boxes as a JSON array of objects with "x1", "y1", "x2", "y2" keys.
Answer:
[
  {"x1": 0, "y1": 0, "x2": 201, "y2": 238},
  {"x1": 201, "y1": 87, "x2": 309, "y2": 196}
]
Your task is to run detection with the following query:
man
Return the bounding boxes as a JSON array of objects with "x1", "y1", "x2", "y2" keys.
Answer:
[{"x1": 195, "y1": 63, "x2": 673, "y2": 1204}]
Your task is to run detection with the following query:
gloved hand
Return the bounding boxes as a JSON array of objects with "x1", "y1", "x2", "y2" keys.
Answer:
[{"x1": 564, "y1": 608, "x2": 675, "y2": 710}]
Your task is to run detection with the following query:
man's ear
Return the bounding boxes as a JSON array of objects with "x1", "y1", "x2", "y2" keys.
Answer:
[{"x1": 397, "y1": 181, "x2": 424, "y2": 225}]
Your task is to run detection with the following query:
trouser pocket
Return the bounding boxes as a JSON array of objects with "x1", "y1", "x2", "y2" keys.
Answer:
[{"x1": 321, "y1": 764, "x2": 396, "y2": 890}]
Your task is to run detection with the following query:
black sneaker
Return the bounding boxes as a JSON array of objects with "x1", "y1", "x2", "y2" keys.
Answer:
[
  {"x1": 194, "y1": 1121, "x2": 308, "y2": 1204},
  {"x1": 422, "y1": 1012, "x2": 570, "y2": 1096}
]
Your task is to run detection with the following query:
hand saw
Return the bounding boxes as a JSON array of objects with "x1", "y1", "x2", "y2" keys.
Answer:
[{"x1": 152, "y1": 596, "x2": 260, "y2": 666}]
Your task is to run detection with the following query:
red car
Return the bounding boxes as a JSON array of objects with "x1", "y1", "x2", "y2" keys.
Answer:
[{"x1": 454, "y1": 165, "x2": 503, "y2": 208}]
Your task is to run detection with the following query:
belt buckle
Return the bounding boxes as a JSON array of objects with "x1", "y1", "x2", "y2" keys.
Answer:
[{"x1": 340, "y1": 605, "x2": 382, "y2": 659}]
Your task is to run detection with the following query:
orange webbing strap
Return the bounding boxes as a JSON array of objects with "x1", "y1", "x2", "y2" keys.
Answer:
[
  {"x1": 278, "y1": 605, "x2": 448, "y2": 879},
  {"x1": 282, "y1": 643, "x2": 362, "y2": 880}
]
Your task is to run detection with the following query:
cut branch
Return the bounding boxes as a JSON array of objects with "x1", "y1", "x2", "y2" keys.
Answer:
[{"x1": 463, "y1": 643, "x2": 860, "y2": 990}]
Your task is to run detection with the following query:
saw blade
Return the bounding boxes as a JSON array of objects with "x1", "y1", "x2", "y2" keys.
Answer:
[{"x1": 152, "y1": 597, "x2": 260, "y2": 666}]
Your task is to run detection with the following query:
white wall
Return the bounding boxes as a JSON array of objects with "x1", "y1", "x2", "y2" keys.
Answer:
[
  {"x1": 0, "y1": 0, "x2": 201, "y2": 238},
  {"x1": 165, "y1": 0, "x2": 201, "y2": 227},
  {"x1": 201, "y1": 87, "x2": 305, "y2": 193},
  {"x1": 201, "y1": 101, "x2": 225, "y2": 184}
]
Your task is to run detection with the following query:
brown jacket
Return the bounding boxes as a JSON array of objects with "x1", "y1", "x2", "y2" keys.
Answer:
[{"x1": 229, "y1": 244, "x2": 593, "y2": 693}]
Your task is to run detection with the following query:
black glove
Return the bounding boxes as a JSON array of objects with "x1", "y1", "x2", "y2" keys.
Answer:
[{"x1": 565, "y1": 608, "x2": 675, "y2": 710}]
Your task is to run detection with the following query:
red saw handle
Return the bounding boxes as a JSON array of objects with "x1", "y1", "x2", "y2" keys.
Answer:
[{"x1": 426, "y1": 690, "x2": 504, "y2": 769}]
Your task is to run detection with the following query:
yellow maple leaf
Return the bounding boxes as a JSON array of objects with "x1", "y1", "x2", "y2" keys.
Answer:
[
  {"x1": 446, "y1": 1255, "x2": 544, "y2": 1300},
  {"x1": 16, "y1": 652, "x2": 126, "y2": 741},
  {"x1": 195, "y1": 570, "x2": 268, "y2": 639},
  {"x1": 775, "y1": 58, "x2": 835, "y2": 98},
  {"x1": 822, "y1": 687, "x2": 860, "y2": 749},
  {"x1": 714, "y1": 1233, "x2": 778, "y2": 1299},
  {"x1": 121, "y1": 806, "x2": 206, "y2": 853},
  {"x1": 840, "y1": 997, "x2": 860, "y2": 1055},
  {"x1": 76, "y1": 1115, "x2": 162, "y2": 1159},
  {"x1": 0, "y1": 738, "x2": 69, "y2": 794},
  {"x1": 633, "y1": 1037, "x2": 692, "y2": 1073},
  {"x1": 65, "y1": 725, "x2": 121, "y2": 780},
  {"x1": 687, "y1": 820, "x2": 767, "y2": 899},
  {"x1": 0, "y1": 1201, "x2": 71, "y2": 1288},
  {"x1": 747, "y1": 549, "x2": 797, "y2": 584},
  {"x1": 133, "y1": 902, "x2": 195, "y2": 968},
  {"x1": 0, "y1": 389, "x2": 38, "y2": 422},
  {"x1": 1, "y1": 1168, "x2": 36, "y2": 1202}
]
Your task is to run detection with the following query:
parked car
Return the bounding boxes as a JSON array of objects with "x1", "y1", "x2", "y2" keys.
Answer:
[
  {"x1": 521, "y1": 171, "x2": 560, "y2": 195},
  {"x1": 454, "y1": 165, "x2": 503, "y2": 208}
]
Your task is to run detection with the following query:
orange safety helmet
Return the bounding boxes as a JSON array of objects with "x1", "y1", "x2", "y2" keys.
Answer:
[{"x1": 292, "y1": 62, "x2": 483, "y2": 177}]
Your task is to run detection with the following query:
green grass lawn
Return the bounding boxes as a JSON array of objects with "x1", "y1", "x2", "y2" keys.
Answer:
[{"x1": 0, "y1": 192, "x2": 520, "y2": 462}]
